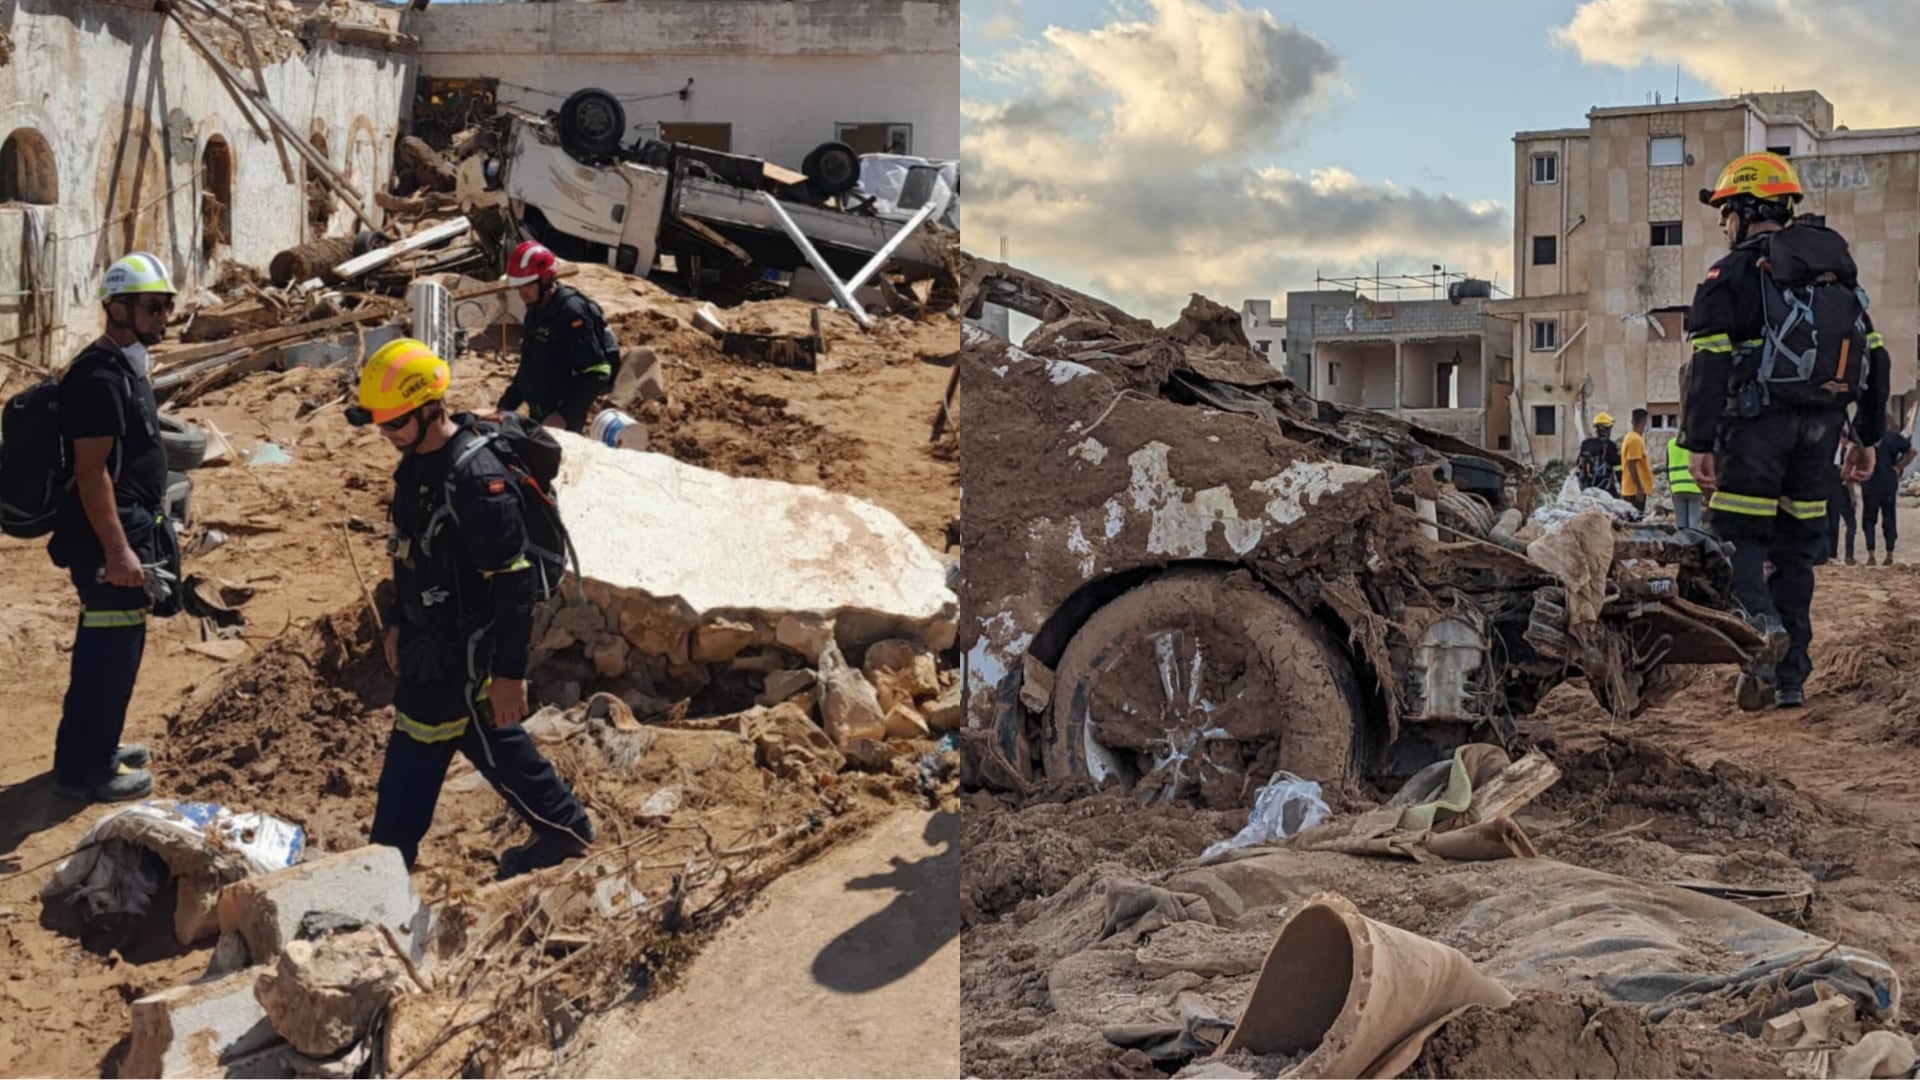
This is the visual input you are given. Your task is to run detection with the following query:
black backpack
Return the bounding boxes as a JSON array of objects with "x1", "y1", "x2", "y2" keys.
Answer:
[
  {"x1": 1755, "y1": 223, "x2": 1872, "y2": 407},
  {"x1": 1576, "y1": 436, "x2": 1616, "y2": 494},
  {"x1": 0, "y1": 353, "x2": 124, "y2": 540},
  {"x1": 438, "y1": 412, "x2": 584, "y2": 603},
  {"x1": 576, "y1": 292, "x2": 623, "y2": 383}
]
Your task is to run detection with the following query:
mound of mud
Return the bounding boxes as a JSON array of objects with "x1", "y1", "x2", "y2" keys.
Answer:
[
  {"x1": 962, "y1": 787, "x2": 1240, "y2": 927},
  {"x1": 1405, "y1": 991, "x2": 1788, "y2": 1079},
  {"x1": 1538, "y1": 734, "x2": 1818, "y2": 850},
  {"x1": 161, "y1": 609, "x2": 392, "y2": 854}
]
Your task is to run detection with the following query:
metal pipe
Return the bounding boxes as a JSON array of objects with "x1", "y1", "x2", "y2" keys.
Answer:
[
  {"x1": 756, "y1": 193, "x2": 873, "y2": 330},
  {"x1": 831, "y1": 199, "x2": 940, "y2": 301}
]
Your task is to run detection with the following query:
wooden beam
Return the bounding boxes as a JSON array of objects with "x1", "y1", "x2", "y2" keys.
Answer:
[
  {"x1": 166, "y1": 8, "x2": 379, "y2": 232},
  {"x1": 332, "y1": 217, "x2": 471, "y2": 280},
  {"x1": 165, "y1": 6, "x2": 273, "y2": 145}
]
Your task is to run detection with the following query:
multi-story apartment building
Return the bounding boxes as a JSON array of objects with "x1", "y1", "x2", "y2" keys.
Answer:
[{"x1": 1502, "y1": 90, "x2": 1919, "y2": 465}]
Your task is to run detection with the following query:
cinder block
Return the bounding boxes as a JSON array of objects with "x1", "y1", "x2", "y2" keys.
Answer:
[
  {"x1": 123, "y1": 968, "x2": 280, "y2": 1079},
  {"x1": 217, "y1": 846, "x2": 431, "y2": 967}
]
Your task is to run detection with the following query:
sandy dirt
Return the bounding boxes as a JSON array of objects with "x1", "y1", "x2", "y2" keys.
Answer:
[
  {"x1": 0, "y1": 265, "x2": 959, "y2": 1078},
  {"x1": 563, "y1": 808, "x2": 961, "y2": 1079},
  {"x1": 958, "y1": 507, "x2": 1920, "y2": 1080}
]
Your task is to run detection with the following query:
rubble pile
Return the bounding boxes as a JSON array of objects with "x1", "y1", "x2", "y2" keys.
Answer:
[{"x1": 956, "y1": 261, "x2": 1920, "y2": 1080}]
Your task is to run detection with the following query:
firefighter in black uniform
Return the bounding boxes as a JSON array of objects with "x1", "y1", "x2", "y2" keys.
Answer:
[
  {"x1": 350, "y1": 337, "x2": 595, "y2": 877},
  {"x1": 497, "y1": 240, "x2": 618, "y2": 434},
  {"x1": 1681, "y1": 152, "x2": 1889, "y2": 711},
  {"x1": 49, "y1": 253, "x2": 186, "y2": 803}
]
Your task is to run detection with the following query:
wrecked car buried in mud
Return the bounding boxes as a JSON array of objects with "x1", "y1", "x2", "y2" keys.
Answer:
[{"x1": 955, "y1": 259, "x2": 1764, "y2": 804}]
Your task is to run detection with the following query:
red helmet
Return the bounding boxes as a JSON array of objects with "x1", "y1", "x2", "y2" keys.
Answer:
[{"x1": 505, "y1": 240, "x2": 558, "y2": 286}]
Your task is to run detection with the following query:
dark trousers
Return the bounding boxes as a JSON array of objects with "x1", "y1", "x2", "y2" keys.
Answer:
[
  {"x1": 1706, "y1": 405, "x2": 1845, "y2": 693},
  {"x1": 369, "y1": 657, "x2": 592, "y2": 868},
  {"x1": 1825, "y1": 482, "x2": 1857, "y2": 563},
  {"x1": 54, "y1": 569, "x2": 150, "y2": 790},
  {"x1": 1863, "y1": 489, "x2": 1898, "y2": 552}
]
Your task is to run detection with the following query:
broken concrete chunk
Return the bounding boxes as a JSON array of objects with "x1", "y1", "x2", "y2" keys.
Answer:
[
  {"x1": 552, "y1": 433, "x2": 956, "y2": 658},
  {"x1": 692, "y1": 618, "x2": 759, "y2": 663},
  {"x1": 207, "y1": 929, "x2": 253, "y2": 978},
  {"x1": 126, "y1": 966, "x2": 281, "y2": 1079},
  {"x1": 743, "y1": 702, "x2": 844, "y2": 779},
  {"x1": 253, "y1": 931, "x2": 403, "y2": 1057},
  {"x1": 590, "y1": 635, "x2": 630, "y2": 678},
  {"x1": 775, "y1": 612, "x2": 836, "y2": 663},
  {"x1": 842, "y1": 737, "x2": 895, "y2": 773},
  {"x1": 884, "y1": 703, "x2": 931, "y2": 741},
  {"x1": 818, "y1": 641, "x2": 887, "y2": 747},
  {"x1": 758, "y1": 668, "x2": 818, "y2": 706},
  {"x1": 864, "y1": 639, "x2": 941, "y2": 701},
  {"x1": 1019, "y1": 653, "x2": 1056, "y2": 714},
  {"x1": 616, "y1": 597, "x2": 694, "y2": 660},
  {"x1": 923, "y1": 682, "x2": 962, "y2": 733},
  {"x1": 218, "y1": 846, "x2": 430, "y2": 968}
]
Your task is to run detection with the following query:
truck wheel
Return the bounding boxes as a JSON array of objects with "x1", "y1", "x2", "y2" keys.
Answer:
[
  {"x1": 558, "y1": 89, "x2": 626, "y2": 160},
  {"x1": 1044, "y1": 569, "x2": 1367, "y2": 806},
  {"x1": 801, "y1": 141, "x2": 860, "y2": 199}
]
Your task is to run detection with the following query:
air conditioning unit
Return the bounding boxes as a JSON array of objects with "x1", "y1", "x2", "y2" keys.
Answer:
[{"x1": 409, "y1": 280, "x2": 455, "y2": 365}]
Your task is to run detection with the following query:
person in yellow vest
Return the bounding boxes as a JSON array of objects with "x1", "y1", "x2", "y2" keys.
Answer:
[
  {"x1": 1665, "y1": 436, "x2": 1703, "y2": 530},
  {"x1": 1617, "y1": 408, "x2": 1656, "y2": 514}
]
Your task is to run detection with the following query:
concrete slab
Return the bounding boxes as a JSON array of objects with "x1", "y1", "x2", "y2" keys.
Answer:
[
  {"x1": 548, "y1": 432, "x2": 957, "y2": 661},
  {"x1": 123, "y1": 968, "x2": 280, "y2": 1079},
  {"x1": 217, "y1": 846, "x2": 431, "y2": 968}
]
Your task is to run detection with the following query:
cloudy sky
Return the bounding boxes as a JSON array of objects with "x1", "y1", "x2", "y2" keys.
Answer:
[{"x1": 960, "y1": 0, "x2": 1912, "y2": 324}]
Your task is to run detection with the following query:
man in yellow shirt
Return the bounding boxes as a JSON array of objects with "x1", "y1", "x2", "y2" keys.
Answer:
[{"x1": 1618, "y1": 408, "x2": 1656, "y2": 514}]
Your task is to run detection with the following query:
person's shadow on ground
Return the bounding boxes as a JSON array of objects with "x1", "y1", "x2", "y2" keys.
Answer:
[
  {"x1": 811, "y1": 810, "x2": 959, "y2": 995},
  {"x1": 0, "y1": 772, "x2": 87, "y2": 875}
]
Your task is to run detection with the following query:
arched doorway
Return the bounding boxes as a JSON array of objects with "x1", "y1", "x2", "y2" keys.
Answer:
[
  {"x1": 0, "y1": 128, "x2": 57, "y2": 205},
  {"x1": 0, "y1": 127, "x2": 58, "y2": 368},
  {"x1": 307, "y1": 124, "x2": 334, "y2": 237},
  {"x1": 200, "y1": 135, "x2": 233, "y2": 260}
]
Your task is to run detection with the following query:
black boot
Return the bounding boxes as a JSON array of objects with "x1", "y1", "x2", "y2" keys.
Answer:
[{"x1": 498, "y1": 826, "x2": 593, "y2": 880}]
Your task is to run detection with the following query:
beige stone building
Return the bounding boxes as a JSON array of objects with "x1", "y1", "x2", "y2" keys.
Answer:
[{"x1": 1500, "y1": 90, "x2": 1919, "y2": 466}]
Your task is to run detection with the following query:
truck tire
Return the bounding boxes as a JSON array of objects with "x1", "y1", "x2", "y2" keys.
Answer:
[
  {"x1": 1043, "y1": 569, "x2": 1368, "y2": 806},
  {"x1": 558, "y1": 89, "x2": 626, "y2": 160},
  {"x1": 158, "y1": 414, "x2": 208, "y2": 472},
  {"x1": 801, "y1": 141, "x2": 860, "y2": 199}
]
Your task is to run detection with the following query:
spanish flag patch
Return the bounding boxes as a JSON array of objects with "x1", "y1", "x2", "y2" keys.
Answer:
[
  {"x1": 571, "y1": 319, "x2": 585, "y2": 328},
  {"x1": 487, "y1": 478, "x2": 507, "y2": 494},
  {"x1": 1705, "y1": 267, "x2": 1720, "y2": 280}
]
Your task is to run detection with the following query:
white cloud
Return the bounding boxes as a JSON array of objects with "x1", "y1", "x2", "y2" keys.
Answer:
[
  {"x1": 962, "y1": 0, "x2": 1510, "y2": 322},
  {"x1": 1554, "y1": 0, "x2": 1920, "y2": 128}
]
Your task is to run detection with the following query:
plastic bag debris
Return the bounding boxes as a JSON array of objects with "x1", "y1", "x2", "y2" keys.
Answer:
[
  {"x1": 43, "y1": 800, "x2": 306, "y2": 919},
  {"x1": 1528, "y1": 473, "x2": 1640, "y2": 535},
  {"x1": 1201, "y1": 771, "x2": 1330, "y2": 859}
]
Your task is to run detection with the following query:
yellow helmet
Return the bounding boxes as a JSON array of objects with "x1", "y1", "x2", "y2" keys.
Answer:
[
  {"x1": 1593, "y1": 412, "x2": 1614, "y2": 428},
  {"x1": 354, "y1": 338, "x2": 450, "y2": 425},
  {"x1": 1701, "y1": 151, "x2": 1804, "y2": 208}
]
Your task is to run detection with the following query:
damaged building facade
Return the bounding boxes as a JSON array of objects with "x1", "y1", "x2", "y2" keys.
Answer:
[
  {"x1": 7, "y1": 0, "x2": 958, "y2": 369},
  {"x1": 409, "y1": 0, "x2": 959, "y2": 168},
  {"x1": 1292, "y1": 291, "x2": 1514, "y2": 450},
  {"x1": 1506, "y1": 90, "x2": 1920, "y2": 465},
  {"x1": 0, "y1": 1, "x2": 416, "y2": 365}
]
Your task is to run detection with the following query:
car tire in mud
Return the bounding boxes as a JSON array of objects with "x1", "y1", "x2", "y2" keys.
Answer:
[
  {"x1": 558, "y1": 88, "x2": 627, "y2": 161},
  {"x1": 1044, "y1": 569, "x2": 1368, "y2": 807}
]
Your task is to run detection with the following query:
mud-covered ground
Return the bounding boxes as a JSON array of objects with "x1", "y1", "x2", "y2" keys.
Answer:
[
  {"x1": 960, "y1": 549, "x2": 1920, "y2": 1079},
  {"x1": 0, "y1": 266, "x2": 959, "y2": 1078}
]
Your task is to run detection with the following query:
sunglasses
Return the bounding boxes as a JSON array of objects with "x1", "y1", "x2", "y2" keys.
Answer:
[
  {"x1": 134, "y1": 298, "x2": 174, "y2": 316},
  {"x1": 344, "y1": 403, "x2": 432, "y2": 432}
]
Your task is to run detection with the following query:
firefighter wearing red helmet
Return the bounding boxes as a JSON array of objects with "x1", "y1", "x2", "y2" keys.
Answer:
[
  {"x1": 1681, "y1": 151, "x2": 1889, "y2": 711},
  {"x1": 497, "y1": 240, "x2": 619, "y2": 433}
]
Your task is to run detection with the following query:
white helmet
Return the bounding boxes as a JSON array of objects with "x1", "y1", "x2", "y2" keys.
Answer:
[{"x1": 98, "y1": 252, "x2": 176, "y2": 302}]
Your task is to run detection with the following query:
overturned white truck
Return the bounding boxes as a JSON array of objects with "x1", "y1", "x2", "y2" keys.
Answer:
[
  {"x1": 956, "y1": 259, "x2": 1763, "y2": 804},
  {"x1": 494, "y1": 90, "x2": 954, "y2": 291}
]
